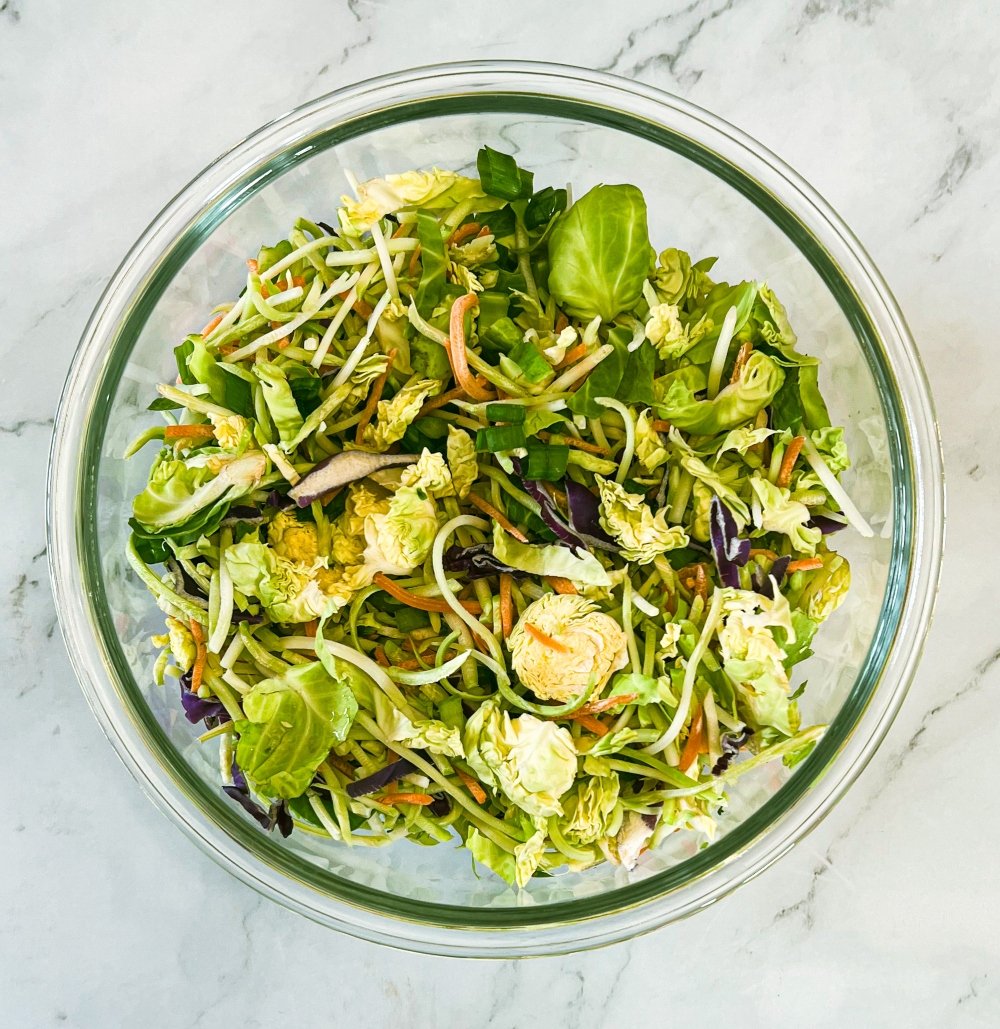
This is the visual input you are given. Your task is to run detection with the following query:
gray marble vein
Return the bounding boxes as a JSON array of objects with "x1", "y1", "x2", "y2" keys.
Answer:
[{"x1": 2, "y1": 1, "x2": 998, "y2": 1026}]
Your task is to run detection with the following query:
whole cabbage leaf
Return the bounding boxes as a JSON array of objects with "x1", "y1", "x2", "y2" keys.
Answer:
[
  {"x1": 547, "y1": 184, "x2": 655, "y2": 322},
  {"x1": 235, "y1": 660, "x2": 358, "y2": 800}
]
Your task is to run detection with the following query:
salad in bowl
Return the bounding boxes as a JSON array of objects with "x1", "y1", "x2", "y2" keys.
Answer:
[{"x1": 124, "y1": 145, "x2": 868, "y2": 888}]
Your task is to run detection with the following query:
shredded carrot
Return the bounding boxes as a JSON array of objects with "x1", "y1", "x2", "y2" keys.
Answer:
[
  {"x1": 304, "y1": 620, "x2": 318, "y2": 639},
  {"x1": 418, "y1": 384, "x2": 466, "y2": 417},
  {"x1": 555, "y1": 312, "x2": 570, "y2": 332},
  {"x1": 555, "y1": 342, "x2": 588, "y2": 370},
  {"x1": 374, "y1": 645, "x2": 390, "y2": 667},
  {"x1": 188, "y1": 619, "x2": 207, "y2": 693},
  {"x1": 679, "y1": 705, "x2": 706, "y2": 770},
  {"x1": 524, "y1": 622, "x2": 569, "y2": 653},
  {"x1": 164, "y1": 424, "x2": 215, "y2": 442},
  {"x1": 355, "y1": 348, "x2": 397, "y2": 444},
  {"x1": 466, "y1": 492, "x2": 528, "y2": 543},
  {"x1": 546, "y1": 576, "x2": 577, "y2": 595},
  {"x1": 499, "y1": 574, "x2": 514, "y2": 639},
  {"x1": 476, "y1": 225, "x2": 492, "y2": 239},
  {"x1": 679, "y1": 563, "x2": 710, "y2": 603},
  {"x1": 447, "y1": 221, "x2": 481, "y2": 247},
  {"x1": 693, "y1": 564, "x2": 708, "y2": 604},
  {"x1": 372, "y1": 572, "x2": 482, "y2": 615},
  {"x1": 200, "y1": 313, "x2": 224, "y2": 336},
  {"x1": 776, "y1": 435, "x2": 806, "y2": 488},
  {"x1": 650, "y1": 419, "x2": 672, "y2": 433},
  {"x1": 275, "y1": 337, "x2": 290, "y2": 350},
  {"x1": 729, "y1": 340, "x2": 753, "y2": 384},
  {"x1": 326, "y1": 753, "x2": 355, "y2": 778},
  {"x1": 572, "y1": 713, "x2": 610, "y2": 737},
  {"x1": 408, "y1": 244, "x2": 422, "y2": 277},
  {"x1": 290, "y1": 275, "x2": 306, "y2": 288},
  {"x1": 458, "y1": 769, "x2": 487, "y2": 804},
  {"x1": 748, "y1": 547, "x2": 779, "y2": 560},
  {"x1": 390, "y1": 222, "x2": 410, "y2": 239},
  {"x1": 354, "y1": 298, "x2": 374, "y2": 319},
  {"x1": 447, "y1": 293, "x2": 493, "y2": 401},
  {"x1": 246, "y1": 259, "x2": 258, "y2": 273},
  {"x1": 379, "y1": 793, "x2": 436, "y2": 806},
  {"x1": 395, "y1": 651, "x2": 454, "y2": 671},
  {"x1": 786, "y1": 557, "x2": 824, "y2": 573},
  {"x1": 260, "y1": 284, "x2": 271, "y2": 299},
  {"x1": 536, "y1": 430, "x2": 609, "y2": 456},
  {"x1": 578, "y1": 693, "x2": 639, "y2": 716}
]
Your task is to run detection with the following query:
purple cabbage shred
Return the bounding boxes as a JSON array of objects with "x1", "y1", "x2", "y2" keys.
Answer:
[
  {"x1": 443, "y1": 543, "x2": 525, "y2": 579},
  {"x1": 807, "y1": 514, "x2": 848, "y2": 535},
  {"x1": 708, "y1": 495, "x2": 750, "y2": 588},
  {"x1": 712, "y1": 726, "x2": 754, "y2": 775},
  {"x1": 178, "y1": 672, "x2": 229, "y2": 725},
  {"x1": 346, "y1": 757, "x2": 416, "y2": 799}
]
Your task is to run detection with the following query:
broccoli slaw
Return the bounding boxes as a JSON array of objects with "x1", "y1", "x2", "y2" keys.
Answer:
[{"x1": 125, "y1": 146, "x2": 864, "y2": 887}]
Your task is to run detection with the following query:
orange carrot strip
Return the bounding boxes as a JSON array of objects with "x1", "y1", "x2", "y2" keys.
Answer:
[
  {"x1": 447, "y1": 294, "x2": 493, "y2": 401},
  {"x1": 466, "y1": 492, "x2": 528, "y2": 543},
  {"x1": 524, "y1": 622, "x2": 569, "y2": 653},
  {"x1": 555, "y1": 312, "x2": 570, "y2": 332},
  {"x1": 679, "y1": 705, "x2": 706, "y2": 770},
  {"x1": 290, "y1": 275, "x2": 306, "y2": 288},
  {"x1": 499, "y1": 574, "x2": 514, "y2": 639},
  {"x1": 354, "y1": 298, "x2": 374, "y2": 319},
  {"x1": 189, "y1": 619, "x2": 207, "y2": 692},
  {"x1": 775, "y1": 435, "x2": 806, "y2": 489},
  {"x1": 304, "y1": 620, "x2": 318, "y2": 639},
  {"x1": 458, "y1": 769, "x2": 487, "y2": 804},
  {"x1": 374, "y1": 645, "x2": 390, "y2": 667},
  {"x1": 390, "y1": 222, "x2": 410, "y2": 239},
  {"x1": 546, "y1": 576, "x2": 577, "y2": 595},
  {"x1": 555, "y1": 342, "x2": 588, "y2": 370},
  {"x1": 164, "y1": 424, "x2": 215, "y2": 442},
  {"x1": 418, "y1": 384, "x2": 466, "y2": 417},
  {"x1": 572, "y1": 713, "x2": 610, "y2": 737},
  {"x1": 355, "y1": 348, "x2": 397, "y2": 444},
  {"x1": 200, "y1": 313, "x2": 224, "y2": 336},
  {"x1": 379, "y1": 793, "x2": 436, "y2": 806},
  {"x1": 650, "y1": 419, "x2": 672, "y2": 433},
  {"x1": 786, "y1": 557, "x2": 824, "y2": 573},
  {"x1": 748, "y1": 548, "x2": 779, "y2": 560},
  {"x1": 373, "y1": 572, "x2": 482, "y2": 615},
  {"x1": 447, "y1": 221, "x2": 481, "y2": 247},
  {"x1": 579, "y1": 693, "x2": 639, "y2": 716},
  {"x1": 407, "y1": 244, "x2": 422, "y2": 277},
  {"x1": 246, "y1": 259, "x2": 259, "y2": 273}
]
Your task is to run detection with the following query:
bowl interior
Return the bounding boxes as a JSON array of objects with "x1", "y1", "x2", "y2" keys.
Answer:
[{"x1": 83, "y1": 94, "x2": 902, "y2": 924}]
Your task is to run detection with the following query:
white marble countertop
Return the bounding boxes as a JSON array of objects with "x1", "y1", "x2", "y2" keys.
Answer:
[{"x1": 3, "y1": 1, "x2": 998, "y2": 1025}]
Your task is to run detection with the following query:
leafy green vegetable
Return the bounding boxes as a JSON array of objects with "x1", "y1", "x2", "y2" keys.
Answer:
[
  {"x1": 657, "y1": 351, "x2": 785, "y2": 434},
  {"x1": 547, "y1": 184, "x2": 655, "y2": 322},
  {"x1": 415, "y1": 211, "x2": 447, "y2": 315},
  {"x1": 235, "y1": 660, "x2": 358, "y2": 799},
  {"x1": 493, "y1": 525, "x2": 611, "y2": 586}
]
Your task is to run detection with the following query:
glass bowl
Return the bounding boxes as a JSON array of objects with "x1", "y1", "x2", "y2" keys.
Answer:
[{"x1": 48, "y1": 61, "x2": 943, "y2": 957}]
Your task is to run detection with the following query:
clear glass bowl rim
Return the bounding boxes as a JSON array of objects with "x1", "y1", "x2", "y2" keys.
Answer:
[{"x1": 47, "y1": 60, "x2": 944, "y2": 957}]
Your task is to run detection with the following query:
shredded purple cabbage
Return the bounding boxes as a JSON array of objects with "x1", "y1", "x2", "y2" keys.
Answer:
[
  {"x1": 752, "y1": 555, "x2": 791, "y2": 598},
  {"x1": 808, "y1": 514, "x2": 848, "y2": 535},
  {"x1": 712, "y1": 726, "x2": 754, "y2": 775},
  {"x1": 564, "y1": 480, "x2": 618, "y2": 551},
  {"x1": 515, "y1": 472, "x2": 590, "y2": 553},
  {"x1": 223, "y1": 759, "x2": 293, "y2": 835},
  {"x1": 443, "y1": 543, "x2": 526, "y2": 579},
  {"x1": 428, "y1": 795, "x2": 451, "y2": 818},
  {"x1": 708, "y1": 495, "x2": 750, "y2": 588},
  {"x1": 178, "y1": 673, "x2": 229, "y2": 725},
  {"x1": 268, "y1": 800, "x2": 294, "y2": 838},
  {"x1": 345, "y1": 757, "x2": 416, "y2": 798}
]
